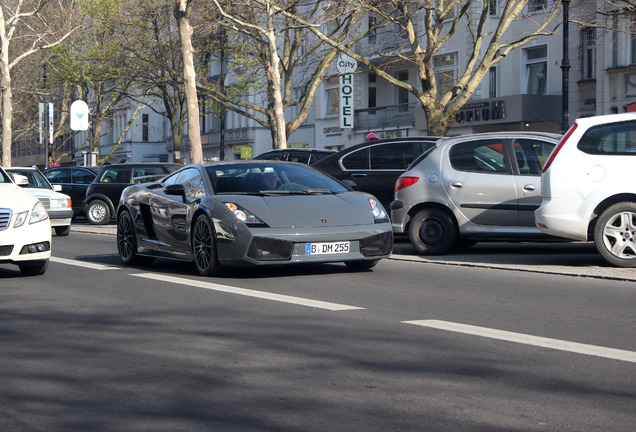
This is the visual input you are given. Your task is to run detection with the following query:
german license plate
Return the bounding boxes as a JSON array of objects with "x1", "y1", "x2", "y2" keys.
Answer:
[{"x1": 305, "y1": 241, "x2": 350, "y2": 255}]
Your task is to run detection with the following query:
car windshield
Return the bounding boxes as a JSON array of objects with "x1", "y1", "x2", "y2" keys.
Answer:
[
  {"x1": 206, "y1": 163, "x2": 348, "y2": 195},
  {"x1": 6, "y1": 169, "x2": 52, "y2": 189}
]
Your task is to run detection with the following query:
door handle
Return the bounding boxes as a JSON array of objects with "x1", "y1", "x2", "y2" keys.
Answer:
[
  {"x1": 351, "y1": 173, "x2": 367, "y2": 178},
  {"x1": 451, "y1": 181, "x2": 463, "y2": 188},
  {"x1": 522, "y1": 184, "x2": 536, "y2": 191}
]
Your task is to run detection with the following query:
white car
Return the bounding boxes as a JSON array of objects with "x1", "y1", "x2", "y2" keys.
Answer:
[
  {"x1": 0, "y1": 167, "x2": 52, "y2": 276},
  {"x1": 5, "y1": 167, "x2": 73, "y2": 236},
  {"x1": 535, "y1": 113, "x2": 636, "y2": 267}
]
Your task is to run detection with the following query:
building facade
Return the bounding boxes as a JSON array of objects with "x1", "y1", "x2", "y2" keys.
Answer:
[{"x1": 14, "y1": 1, "x2": 636, "y2": 167}]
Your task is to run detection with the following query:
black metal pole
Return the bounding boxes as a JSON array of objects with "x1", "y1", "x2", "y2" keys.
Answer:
[
  {"x1": 219, "y1": 28, "x2": 226, "y2": 161},
  {"x1": 561, "y1": 0, "x2": 571, "y2": 133}
]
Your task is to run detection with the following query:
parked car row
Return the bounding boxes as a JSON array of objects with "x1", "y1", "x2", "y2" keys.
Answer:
[{"x1": 17, "y1": 112, "x2": 635, "y2": 275}]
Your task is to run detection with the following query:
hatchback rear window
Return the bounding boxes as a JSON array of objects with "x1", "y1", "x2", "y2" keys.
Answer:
[{"x1": 577, "y1": 120, "x2": 636, "y2": 155}]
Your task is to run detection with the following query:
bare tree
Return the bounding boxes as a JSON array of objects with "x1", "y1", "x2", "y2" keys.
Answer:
[
  {"x1": 175, "y1": 0, "x2": 203, "y2": 163},
  {"x1": 291, "y1": 0, "x2": 562, "y2": 136},
  {"x1": 200, "y1": 0, "x2": 379, "y2": 149},
  {"x1": 0, "y1": 0, "x2": 79, "y2": 166}
]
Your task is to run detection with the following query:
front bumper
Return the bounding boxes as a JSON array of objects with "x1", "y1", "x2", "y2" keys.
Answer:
[
  {"x1": 48, "y1": 208, "x2": 74, "y2": 227},
  {"x1": 0, "y1": 218, "x2": 52, "y2": 264}
]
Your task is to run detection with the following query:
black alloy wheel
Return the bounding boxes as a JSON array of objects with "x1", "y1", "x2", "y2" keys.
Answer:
[
  {"x1": 192, "y1": 214, "x2": 222, "y2": 276},
  {"x1": 117, "y1": 209, "x2": 154, "y2": 266}
]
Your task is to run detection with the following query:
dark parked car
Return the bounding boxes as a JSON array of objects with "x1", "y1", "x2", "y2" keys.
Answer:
[
  {"x1": 84, "y1": 163, "x2": 181, "y2": 224},
  {"x1": 43, "y1": 166, "x2": 98, "y2": 216},
  {"x1": 116, "y1": 161, "x2": 392, "y2": 275},
  {"x1": 311, "y1": 137, "x2": 440, "y2": 210},
  {"x1": 254, "y1": 148, "x2": 336, "y2": 165}
]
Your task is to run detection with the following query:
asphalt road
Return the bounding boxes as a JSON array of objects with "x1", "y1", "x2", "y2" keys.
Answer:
[{"x1": 0, "y1": 226, "x2": 634, "y2": 431}]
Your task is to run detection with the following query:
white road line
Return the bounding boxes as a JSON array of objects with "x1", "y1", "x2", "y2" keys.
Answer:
[
  {"x1": 403, "y1": 320, "x2": 636, "y2": 364},
  {"x1": 133, "y1": 273, "x2": 364, "y2": 311},
  {"x1": 51, "y1": 256, "x2": 120, "y2": 270}
]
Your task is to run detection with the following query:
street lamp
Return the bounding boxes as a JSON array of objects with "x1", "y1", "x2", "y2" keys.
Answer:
[{"x1": 561, "y1": 0, "x2": 571, "y2": 133}]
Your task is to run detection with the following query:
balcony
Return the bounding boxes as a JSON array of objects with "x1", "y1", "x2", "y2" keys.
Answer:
[{"x1": 354, "y1": 104, "x2": 416, "y2": 131}]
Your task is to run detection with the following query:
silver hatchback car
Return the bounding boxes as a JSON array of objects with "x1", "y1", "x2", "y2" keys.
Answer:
[{"x1": 391, "y1": 132, "x2": 561, "y2": 254}]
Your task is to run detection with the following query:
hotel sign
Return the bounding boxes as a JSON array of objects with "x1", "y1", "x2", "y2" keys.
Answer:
[{"x1": 337, "y1": 54, "x2": 357, "y2": 129}]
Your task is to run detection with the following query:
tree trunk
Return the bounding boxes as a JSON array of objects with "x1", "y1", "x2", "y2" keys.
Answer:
[
  {"x1": 175, "y1": 0, "x2": 202, "y2": 163},
  {"x1": 1, "y1": 30, "x2": 12, "y2": 167}
]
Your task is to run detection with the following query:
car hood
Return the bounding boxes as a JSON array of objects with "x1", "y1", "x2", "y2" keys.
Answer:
[
  {"x1": 0, "y1": 183, "x2": 40, "y2": 211},
  {"x1": 222, "y1": 192, "x2": 376, "y2": 228}
]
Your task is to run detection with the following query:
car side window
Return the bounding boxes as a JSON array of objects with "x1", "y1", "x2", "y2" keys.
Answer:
[
  {"x1": 450, "y1": 140, "x2": 506, "y2": 173},
  {"x1": 177, "y1": 168, "x2": 206, "y2": 198},
  {"x1": 72, "y1": 168, "x2": 95, "y2": 184},
  {"x1": 99, "y1": 168, "x2": 132, "y2": 183},
  {"x1": 45, "y1": 169, "x2": 68, "y2": 183},
  {"x1": 342, "y1": 148, "x2": 369, "y2": 169},
  {"x1": 370, "y1": 142, "x2": 420, "y2": 170},
  {"x1": 287, "y1": 153, "x2": 310, "y2": 164},
  {"x1": 513, "y1": 139, "x2": 556, "y2": 175},
  {"x1": 577, "y1": 120, "x2": 636, "y2": 154}
]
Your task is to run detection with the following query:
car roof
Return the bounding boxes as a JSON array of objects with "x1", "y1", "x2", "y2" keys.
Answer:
[{"x1": 438, "y1": 131, "x2": 562, "y2": 143}]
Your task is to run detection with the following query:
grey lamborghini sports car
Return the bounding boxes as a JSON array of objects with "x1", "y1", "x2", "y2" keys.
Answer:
[{"x1": 116, "y1": 161, "x2": 393, "y2": 275}]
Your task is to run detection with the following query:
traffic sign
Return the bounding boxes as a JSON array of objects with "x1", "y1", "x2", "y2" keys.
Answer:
[{"x1": 70, "y1": 100, "x2": 89, "y2": 131}]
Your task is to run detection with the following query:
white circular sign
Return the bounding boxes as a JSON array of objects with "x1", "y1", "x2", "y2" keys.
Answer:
[{"x1": 337, "y1": 53, "x2": 357, "y2": 74}]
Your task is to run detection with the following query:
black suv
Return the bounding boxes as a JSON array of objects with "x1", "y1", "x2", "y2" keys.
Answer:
[
  {"x1": 84, "y1": 163, "x2": 181, "y2": 224},
  {"x1": 311, "y1": 137, "x2": 440, "y2": 211}
]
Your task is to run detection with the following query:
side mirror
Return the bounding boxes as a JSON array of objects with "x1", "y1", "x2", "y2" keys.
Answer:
[
  {"x1": 11, "y1": 173, "x2": 29, "y2": 187},
  {"x1": 164, "y1": 184, "x2": 187, "y2": 203},
  {"x1": 342, "y1": 179, "x2": 356, "y2": 190}
]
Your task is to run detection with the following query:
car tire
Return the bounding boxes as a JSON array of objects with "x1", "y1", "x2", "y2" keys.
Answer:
[
  {"x1": 192, "y1": 214, "x2": 222, "y2": 276},
  {"x1": 117, "y1": 209, "x2": 155, "y2": 266},
  {"x1": 593, "y1": 201, "x2": 636, "y2": 267},
  {"x1": 345, "y1": 260, "x2": 379, "y2": 270},
  {"x1": 19, "y1": 260, "x2": 48, "y2": 276},
  {"x1": 86, "y1": 199, "x2": 111, "y2": 225},
  {"x1": 55, "y1": 225, "x2": 71, "y2": 236},
  {"x1": 409, "y1": 208, "x2": 457, "y2": 255}
]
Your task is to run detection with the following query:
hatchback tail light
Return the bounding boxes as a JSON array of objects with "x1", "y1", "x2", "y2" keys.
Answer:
[
  {"x1": 395, "y1": 177, "x2": 419, "y2": 191},
  {"x1": 542, "y1": 123, "x2": 578, "y2": 173}
]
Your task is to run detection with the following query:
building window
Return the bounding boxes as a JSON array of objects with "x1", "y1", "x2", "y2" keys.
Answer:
[
  {"x1": 397, "y1": 71, "x2": 409, "y2": 112},
  {"x1": 368, "y1": 74, "x2": 377, "y2": 114},
  {"x1": 142, "y1": 114, "x2": 149, "y2": 142},
  {"x1": 368, "y1": 16, "x2": 377, "y2": 44},
  {"x1": 525, "y1": 45, "x2": 547, "y2": 95},
  {"x1": 582, "y1": 28, "x2": 596, "y2": 79},
  {"x1": 527, "y1": 0, "x2": 547, "y2": 13},
  {"x1": 489, "y1": 0, "x2": 498, "y2": 16},
  {"x1": 434, "y1": 52, "x2": 458, "y2": 97},
  {"x1": 489, "y1": 67, "x2": 497, "y2": 98},
  {"x1": 325, "y1": 76, "x2": 339, "y2": 116}
]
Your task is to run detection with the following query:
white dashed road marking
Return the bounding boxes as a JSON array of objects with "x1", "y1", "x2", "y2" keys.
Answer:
[
  {"x1": 51, "y1": 256, "x2": 120, "y2": 270},
  {"x1": 133, "y1": 273, "x2": 364, "y2": 311},
  {"x1": 404, "y1": 320, "x2": 636, "y2": 364}
]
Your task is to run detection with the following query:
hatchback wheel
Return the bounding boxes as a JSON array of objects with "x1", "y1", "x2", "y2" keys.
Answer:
[
  {"x1": 192, "y1": 214, "x2": 222, "y2": 276},
  {"x1": 117, "y1": 209, "x2": 154, "y2": 266},
  {"x1": 87, "y1": 199, "x2": 111, "y2": 225},
  {"x1": 594, "y1": 201, "x2": 636, "y2": 267},
  {"x1": 409, "y1": 208, "x2": 457, "y2": 255}
]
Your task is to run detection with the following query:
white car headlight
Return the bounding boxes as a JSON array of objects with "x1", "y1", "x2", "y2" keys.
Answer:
[
  {"x1": 29, "y1": 201, "x2": 49, "y2": 224},
  {"x1": 50, "y1": 197, "x2": 71, "y2": 210},
  {"x1": 369, "y1": 198, "x2": 389, "y2": 223}
]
